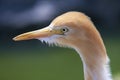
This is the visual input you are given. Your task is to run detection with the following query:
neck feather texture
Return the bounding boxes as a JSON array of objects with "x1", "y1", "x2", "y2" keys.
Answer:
[
  {"x1": 83, "y1": 58, "x2": 112, "y2": 80},
  {"x1": 75, "y1": 48, "x2": 112, "y2": 80}
]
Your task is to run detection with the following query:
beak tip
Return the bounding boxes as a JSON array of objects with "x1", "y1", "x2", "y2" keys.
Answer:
[
  {"x1": 13, "y1": 35, "x2": 22, "y2": 41},
  {"x1": 13, "y1": 37, "x2": 18, "y2": 41}
]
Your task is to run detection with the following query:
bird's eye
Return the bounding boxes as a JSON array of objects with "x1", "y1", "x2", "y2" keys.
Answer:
[{"x1": 61, "y1": 27, "x2": 69, "y2": 33}]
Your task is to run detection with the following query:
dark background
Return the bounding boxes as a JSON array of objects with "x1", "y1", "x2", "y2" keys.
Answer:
[
  {"x1": 0, "y1": 0, "x2": 120, "y2": 80},
  {"x1": 0, "y1": 0, "x2": 120, "y2": 50}
]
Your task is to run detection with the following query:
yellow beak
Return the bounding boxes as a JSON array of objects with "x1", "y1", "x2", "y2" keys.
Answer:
[{"x1": 13, "y1": 27, "x2": 62, "y2": 41}]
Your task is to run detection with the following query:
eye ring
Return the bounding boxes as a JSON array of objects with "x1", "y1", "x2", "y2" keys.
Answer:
[{"x1": 61, "y1": 27, "x2": 69, "y2": 33}]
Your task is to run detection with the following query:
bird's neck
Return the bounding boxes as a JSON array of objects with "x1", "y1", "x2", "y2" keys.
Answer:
[
  {"x1": 82, "y1": 60, "x2": 112, "y2": 80},
  {"x1": 75, "y1": 44, "x2": 112, "y2": 80}
]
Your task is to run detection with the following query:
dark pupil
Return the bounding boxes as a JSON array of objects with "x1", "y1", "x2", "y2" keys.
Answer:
[{"x1": 63, "y1": 29, "x2": 66, "y2": 32}]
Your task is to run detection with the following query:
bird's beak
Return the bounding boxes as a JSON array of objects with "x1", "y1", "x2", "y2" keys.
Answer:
[{"x1": 13, "y1": 27, "x2": 63, "y2": 41}]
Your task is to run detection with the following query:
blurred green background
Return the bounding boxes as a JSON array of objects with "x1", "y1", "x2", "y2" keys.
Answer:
[
  {"x1": 0, "y1": 37, "x2": 120, "y2": 80},
  {"x1": 0, "y1": 0, "x2": 120, "y2": 80}
]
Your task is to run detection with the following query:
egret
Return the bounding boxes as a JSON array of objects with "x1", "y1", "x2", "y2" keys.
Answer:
[{"x1": 13, "y1": 11, "x2": 112, "y2": 80}]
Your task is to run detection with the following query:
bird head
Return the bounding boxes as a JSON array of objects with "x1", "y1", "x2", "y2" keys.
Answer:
[{"x1": 13, "y1": 11, "x2": 106, "y2": 56}]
